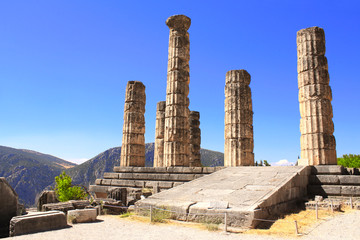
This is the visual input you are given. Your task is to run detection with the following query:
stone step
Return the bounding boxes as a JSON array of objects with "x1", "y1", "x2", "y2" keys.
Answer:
[
  {"x1": 310, "y1": 175, "x2": 360, "y2": 185},
  {"x1": 101, "y1": 172, "x2": 205, "y2": 182},
  {"x1": 311, "y1": 165, "x2": 345, "y2": 175},
  {"x1": 308, "y1": 184, "x2": 360, "y2": 197},
  {"x1": 113, "y1": 166, "x2": 224, "y2": 174},
  {"x1": 92, "y1": 179, "x2": 186, "y2": 191}
]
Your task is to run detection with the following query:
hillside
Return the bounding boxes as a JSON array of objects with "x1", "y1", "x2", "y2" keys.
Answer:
[
  {"x1": 0, "y1": 146, "x2": 76, "y2": 206},
  {"x1": 1, "y1": 144, "x2": 224, "y2": 206}
]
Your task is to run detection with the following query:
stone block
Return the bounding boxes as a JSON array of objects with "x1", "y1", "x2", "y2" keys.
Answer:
[
  {"x1": 0, "y1": 177, "x2": 18, "y2": 238},
  {"x1": 42, "y1": 202, "x2": 75, "y2": 213},
  {"x1": 341, "y1": 186, "x2": 360, "y2": 196},
  {"x1": 67, "y1": 209, "x2": 97, "y2": 223},
  {"x1": 111, "y1": 179, "x2": 136, "y2": 187},
  {"x1": 70, "y1": 200, "x2": 90, "y2": 209},
  {"x1": 310, "y1": 175, "x2": 339, "y2": 185},
  {"x1": 311, "y1": 165, "x2": 344, "y2": 175},
  {"x1": 339, "y1": 175, "x2": 360, "y2": 185},
  {"x1": 308, "y1": 185, "x2": 341, "y2": 196},
  {"x1": 113, "y1": 166, "x2": 134, "y2": 172},
  {"x1": 36, "y1": 190, "x2": 58, "y2": 211},
  {"x1": 103, "y1": 172, "x2": 120, "y2": 179},
  {"x1": 168, "y1": 174, "x2": 196, "y2": 181},
  {"x1": 9, "y1": 211, "x2": 67, "y2": 237}
]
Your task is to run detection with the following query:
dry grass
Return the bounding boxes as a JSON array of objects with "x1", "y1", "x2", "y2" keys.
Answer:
[{"x1": 246, "y1": 206, "x2": 355, "y2": 237}]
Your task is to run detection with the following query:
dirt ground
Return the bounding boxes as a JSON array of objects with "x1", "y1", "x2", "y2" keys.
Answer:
[{"x1": 9, "y1": 210, "x2": 360, "y2": 240}]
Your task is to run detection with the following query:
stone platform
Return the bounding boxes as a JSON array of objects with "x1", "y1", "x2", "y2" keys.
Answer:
[
  {"x1": 135, "y1": 166, "x2": 310, "y2": 228},
  {"x1": 89, "y1": 167, "x2": 225, "y2": 199}
]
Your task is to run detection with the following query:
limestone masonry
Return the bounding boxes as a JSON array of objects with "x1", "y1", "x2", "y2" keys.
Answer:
[
  {"x1": 154, "y1": 101, "x2": 166, "y2": 167},
  {"x1": 224, "y1": 70, "x2": 254, "y2": 166},
  {"x1": 120, "y1": 81, "x2": 146, "y2": 167},
  {"x1": 297, "y1": 27, "x2": 337, "y2": 165},
  {"x1": 189, "y1": 111, "x2": 201, "y2": 167},
  {"x1": 163, "y1": 15, "x2": 191, "y2": 167}
]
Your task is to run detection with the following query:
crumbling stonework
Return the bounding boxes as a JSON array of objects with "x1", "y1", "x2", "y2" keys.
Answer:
[
  {"x1": 189, "y1": 111, "x2": 201, "y2": 167},
  {"x1": 224, "y1": 70, "x2": 254, "y2": 166},
  {"x1": 163, "y1": 15, "x2": 191, "y2": 166},
  {"x1": 154, "y1": 101, "x2": 166, "y2": 167},
  {"x1": 297, "y1": 27, "x2": 337, "y2": 165},
  {"x1": 120, "y1": 81, "x2": 146, "y2": 167}
]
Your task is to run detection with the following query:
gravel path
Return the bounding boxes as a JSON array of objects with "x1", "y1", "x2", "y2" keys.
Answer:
[{"x1": 10, "y1": 211, "x2": 360, "y2": 240}]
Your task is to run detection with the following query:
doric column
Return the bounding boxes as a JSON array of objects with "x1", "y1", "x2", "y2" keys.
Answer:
[
  {"x1": 120, "y1": 81, "x2": 146, "y2": 167},
  {"x1": 297, "y1": 27, "x2": 337, "y2": 165},
  {"x1": 224, "y1": 70, "x2": 254, "y2": 166},
  {"x1": 189, "y1": 111, "x2": 201, "y2": 167},
  {"x1": 153, "y1": 101, "x2": 166, "y2": 167},
  {"x1": 163, "y1": 15, "x2": 191, "y2": 166}
]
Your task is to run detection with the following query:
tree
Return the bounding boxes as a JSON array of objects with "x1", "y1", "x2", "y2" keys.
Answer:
[
  {"x1": 263, "y1": 160, "x2": 271, "y2": 166},
  {"x1": 54, "y1": 171, "x2": 87, "y2": 202},
  {"x1": 337, "y1": 154, "x2": 360, "y2": 168}
]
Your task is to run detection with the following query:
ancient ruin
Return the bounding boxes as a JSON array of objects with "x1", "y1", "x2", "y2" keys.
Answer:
[
  {"x1": 297, "y1": 27, "x2": 337, "y2": 165},
  {"x1": 120, "y1": 81, "x2": 146, "y2": 167},
  {"x1": 189, "y1": 111, "x2": 201, "y2": 167},
  {"x1": 153, "y1": 101, "x2": 166, "y2": 167},
  {"x1": 163, "y1": 15, "x2": 191, "y2": 167},
  {"x1": 224, "y1": 70, "x2": 254, "y2": 166}
]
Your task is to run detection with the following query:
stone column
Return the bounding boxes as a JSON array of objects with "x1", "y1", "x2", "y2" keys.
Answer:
[
  {"x1": 153, "y1": 101, "x2": 166, "y2": 167},
  {"x1": 120, "y1": 81, "x2": 146, "y2": 167},
  {"x1": 189, "y1": 111, "x2": 201, "y2": 167},
  {"x1": 224, "y1": 70, "x2": 254, "y2": 166},
  {"x1": 163, "y1": 15, "x2": 191, "y2": 166},
  {"x1": 297, "y1": 27, "x2": 337, "y2": 165}
]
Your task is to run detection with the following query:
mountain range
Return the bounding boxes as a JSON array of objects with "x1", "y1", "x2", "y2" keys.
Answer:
[{"x1": 0, "y1": 144, "x2": 224, "y2": 206}]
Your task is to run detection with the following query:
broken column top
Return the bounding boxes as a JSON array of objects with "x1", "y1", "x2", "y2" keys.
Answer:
[
  {"x1": 189, "y1": 111, "x2": 200, "y2": 120},
  {"x1": 226, "y1": 70, "x2": 251, "y2": 85},
  {"x1": 297, "y1": 26, "x2": 325, "y2": 43},
  {"x1": 127, "y1": 81, "x2": 145, "y2": 88},
  {"x1": 166, "y1": 15, "x2": 191, "y2": 30},
  {"x1": 157, "y1": 101, "x2": 166, "y2": 111}
]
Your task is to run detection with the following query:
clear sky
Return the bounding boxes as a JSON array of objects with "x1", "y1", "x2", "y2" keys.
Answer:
[{"x1": 0, "y1": 0, "x2": 359, "y2": 165}]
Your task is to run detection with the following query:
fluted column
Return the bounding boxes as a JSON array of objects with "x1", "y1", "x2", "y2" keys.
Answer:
[
  {"x1": 120, "y1": 81, "x2": 146, "y2": 167},
  {"x1": 154, "y1": 101, "x2": 166, "y2": 167},
  {"x1": 224, "y1": 70, "x2": 254, "y2": 166},
  {"x1": 297, "y1": 27, "x2": 337, "y2": 165},
  {"x1": 163, "y1": 15, "x2": 191, "y2": 166},
  {"x1": 189, "y1": 111, "x2": 201, "y2": 167}
]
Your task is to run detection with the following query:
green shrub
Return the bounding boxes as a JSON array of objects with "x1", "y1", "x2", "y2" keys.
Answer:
[
  {"x1": 54, "y1": 171, "x2": 87, "y2": 202},
  {"x1": 337, "y1": 154, "x2": 360, "y2": 168}
]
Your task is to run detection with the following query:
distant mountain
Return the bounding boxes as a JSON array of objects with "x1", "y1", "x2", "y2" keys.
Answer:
[
  {"x1": 0, "y1": 146, "x2": 76, "y2": 206},
  {"x1": 0, "y1": 144, "x2": 224, "y2": 206}
]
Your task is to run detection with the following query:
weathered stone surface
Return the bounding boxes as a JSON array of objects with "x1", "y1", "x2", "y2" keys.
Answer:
[
  {"x1": 309, "y1": 175, "x2": 340, "y2": 185},
  {"x1": 224, "y1": 70, "x2": 254, "y2": 166},
  {"x1": 339, "y1": 175, "x2": 360, "y2": 185},
  {"x1": 67, "y1": 209, "x2": 97, "y2": 223},
  {"x1": 9, "y1": 211, "x2": 67, "y2": 237},
  {"x1": 163, "y1": 15, "x2": 191, "y2": 167},
  {"x1": 136, "y1": 166, "x2": 310, "y2": 228},
  {"x1": 189, "y1": 111, "x2": 201, "y2": 167},
  {"x1": 311, "y1": 165, "x2": 344, "y2": 175},
  {"x1": 120, "y1": 81, "x2": 146, "y2": 167},
  {"x1": 42, "y1": 202, "x2": 75, "y2": 213},
  {"x1": 297, "y1": 27, "x2": 337, "y2": 165},
  {"x1": 0, "y1": 177, "x2": 18, "y2": 238},
  {"x1": 154, "y1": 101, "x2": 166, "y2": 167},
  {"x1": 37, "y1": 190, "x2": 58, "y2": 211}
]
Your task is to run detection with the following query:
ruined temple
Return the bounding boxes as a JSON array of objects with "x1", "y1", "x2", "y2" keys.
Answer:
[{"x1": 154, "y1": 101, "x2": 166, "y2": 167}]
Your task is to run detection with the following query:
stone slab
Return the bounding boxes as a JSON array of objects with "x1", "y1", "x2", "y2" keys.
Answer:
[
  {"x1": 9, "y1": 211, "x2": 67, "y2": 237},
  {"x1": 339, "y1": 175, "x2": 360, "y2": 185},
  {"x1": 310, "y1": 175, "x2": 340, "y2": 185},
  {"x1": 136, "y1": 166, "x2": 310, "y2": 228},
  {"x1": 311, "y1": 165, "x2": 344, "y2": 175},
  {"x1": 67, "y1": 209, "x2": 97, "y2": 223}
]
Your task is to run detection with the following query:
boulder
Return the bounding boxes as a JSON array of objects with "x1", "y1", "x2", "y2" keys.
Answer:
[
  {"x1": 9, "y1": 211, "x2": 67, "y2": 237},
  {"x1": 0, "y1": 177, "x2": 18, "y2": 238},
  {"x1": 67, "y1": 209, "x2": 97, "y2": 223}
]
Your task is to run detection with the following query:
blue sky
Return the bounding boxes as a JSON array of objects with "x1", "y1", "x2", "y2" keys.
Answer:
[{"x1": 0, "y1": 1, "x2": 359, "y2": 165}]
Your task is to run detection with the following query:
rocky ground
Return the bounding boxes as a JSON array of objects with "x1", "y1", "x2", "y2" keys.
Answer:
[{"x1": 9, "y1": 210, "x2": 360, "y2": 240}]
